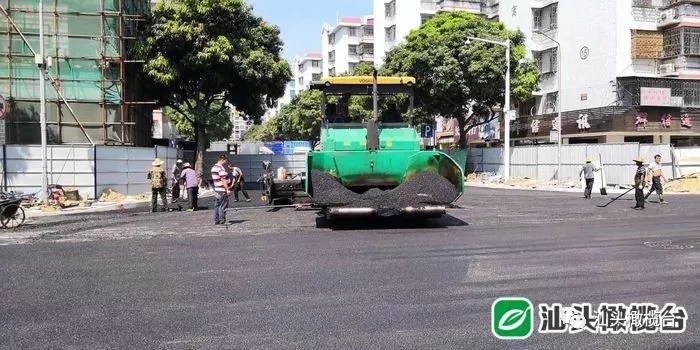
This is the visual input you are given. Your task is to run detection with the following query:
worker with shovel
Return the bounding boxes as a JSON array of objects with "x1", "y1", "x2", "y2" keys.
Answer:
[
  {"x1": 579, "y1": 156, "x2": 600, "y2": 199},
  {"x1": 633, "y1": 157, "x2": 647, "y2": 210},
  {"x1": 645, "y1": 154, "x2": 668, "y2": 204}
]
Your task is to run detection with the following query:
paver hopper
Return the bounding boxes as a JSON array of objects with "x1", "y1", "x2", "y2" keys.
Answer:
[{"x1": 306, "y1": 72, "x2": 464, "y2": 219}]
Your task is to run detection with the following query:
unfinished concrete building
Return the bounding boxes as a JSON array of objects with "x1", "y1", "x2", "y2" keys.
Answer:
[{"x1": 0, "y1": 0, "x2": 154, "y2": 145}]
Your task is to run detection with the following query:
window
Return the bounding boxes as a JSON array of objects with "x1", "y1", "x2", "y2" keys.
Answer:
[
  {"x1": 349, "y1": 63, "x2": 357, "y2": 72},
  {"x1": 385, "y1": 26, "x2": 396, "y2": 41},
  {"x1": 328, "y1": 51, "x2": 335, "y2": 61},
  {"x1": 533, "y1": 9, "x2": 542, "y2": 31},
  {"x1": 545, "y1": 92, "x2": 558, "y2": 112},
  {"x1": 290, "y1": 90, "x2": 296, "y2": 98},
  {"x1": 533, "y1": 48, "x2": 557, "y2": 74},
  {"x1": 328, "y1": 34, "x2": 335, "y2": 45},
  {"x1": 348, "y1": 45, "x2": 358, "y2": 55},
  {"x1": 385, "y1": 1, "x2": 395, "y2": 17},
  {"x1": 363, "y1": 28, "x2": 373, "y2": 37},
  {"x1": 682, "y1": 27, "x2": 700, "y2": 55},
  {"x1": 312, "y1": 61, "x2": 320, "y2": 68},
  {"x1": 348, "y1": 28, "x2": 357, "y2": 37},
  {"x1": 298, "y1": 77, "x2": 304, "y2": 87},
  {"x1": 312, "y1": 73, "x2": 321, "y2": 81},
  {"x1": 549, "y1": 4, "x2": 558, "y2": 29},
  {"x1": 329, "y1": 68, "x2": 336, "y2": 76},
  {"x1": 298, "y1": 64, "x2": 304, "y2": 72}
]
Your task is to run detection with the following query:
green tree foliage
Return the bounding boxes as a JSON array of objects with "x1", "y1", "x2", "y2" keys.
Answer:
[
  {"x1": 164, "y1": 101, "x2": 233, "y2": 148},
  {"x1": 381, "y1": 12, "x2": 540, "y2": 148},
  {"x1": 136, "y1": 0, "x2": 291, "y2": 176},
  {"x1": 246, "y1": 62, "x2": 383, "y2": 143}
]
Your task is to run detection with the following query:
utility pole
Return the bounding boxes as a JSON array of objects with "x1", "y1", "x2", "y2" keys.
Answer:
[
  {"x1": 38, "y1": 0, "x2": 48, "y2": 203},
  {"x1": 466, "y1": 36, "x2": 512, "y2": 180}
]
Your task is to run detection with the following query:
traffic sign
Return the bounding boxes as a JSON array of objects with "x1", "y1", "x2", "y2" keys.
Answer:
[{"x1": 421, "y1": 124, "x2": 434, "y2": 138}]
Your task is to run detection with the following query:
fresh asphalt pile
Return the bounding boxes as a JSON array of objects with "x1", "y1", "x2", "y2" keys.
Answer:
[{"x1": 310, "y1": 170, "x2": 459, "y2": 209}]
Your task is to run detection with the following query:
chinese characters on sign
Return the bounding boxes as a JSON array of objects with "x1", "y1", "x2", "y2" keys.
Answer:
[
  {"x1": 577, "y1": 114, "x2": 590, "y2": 131},
  {"x1": 531, "y1": 119, "x2": 540, "y2": 134},
  {"x1": 551, "y1": 118, "x2": 560, "y2": 131},
  {"x1": 491, "y1": 298, "x2": 688, "y2": 340},
  {"x1": 539, "y1": 302, "x2": 687, "y2": 335},
  {"x1": 640, "y1": 87, "x2": 671, "y2": 106},
  {"x1": 636, "y1": 112, "x2": 648, "y2": 128},
  {"x1": 661, "y1": 113, "x2": 672, "y2": 128},
  {"x1": 681, "y1": 114, "x2": 692, "y2": 128}
]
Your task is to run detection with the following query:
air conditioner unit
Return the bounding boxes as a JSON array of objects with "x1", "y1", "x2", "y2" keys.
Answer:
[{"x1": 658, "y1": 63, "x2": 675, "y2": 74}]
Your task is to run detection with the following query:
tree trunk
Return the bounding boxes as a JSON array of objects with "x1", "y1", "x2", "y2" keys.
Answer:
[
  {"x1": 457, "y1": 115, "x2": 468, "y2": 150},
  {"x1": 195, "y1": 120, "x2": 207, "y2": 186}
]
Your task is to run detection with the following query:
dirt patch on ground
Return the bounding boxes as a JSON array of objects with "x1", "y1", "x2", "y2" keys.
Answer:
[
  {"x1": 100, "y1": 189, "x2": 126, "y2": 202},
  {"x1": 665, "y1": 173, "x2": 700, "y2": 193}
]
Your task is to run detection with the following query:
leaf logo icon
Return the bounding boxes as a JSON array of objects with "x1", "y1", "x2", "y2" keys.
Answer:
[{"x1": 498, "y1": 306, "x2": 531, "y2": 331}]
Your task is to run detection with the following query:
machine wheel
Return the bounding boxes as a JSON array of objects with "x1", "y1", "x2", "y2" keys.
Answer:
[{"x1": 1, "y1": 205, "x2": 25, "y2": 228}]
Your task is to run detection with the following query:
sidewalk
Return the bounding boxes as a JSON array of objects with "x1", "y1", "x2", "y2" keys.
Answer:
[{"x1": 24, "y1": 188, "x2": 216, "y2": 218}]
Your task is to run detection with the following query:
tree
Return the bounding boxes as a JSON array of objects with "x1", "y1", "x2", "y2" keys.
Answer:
[
  {"x1": 381, "y1": 11, "x2": 540, "y2": 148},
  {"x1": 247, "y1": 62, "x2": 383, "y2": 143},
  {"x1": 165, "y1": 101, "x2": 233, "y2": 148},
  {"x1": 136, "y1": 0, "x2": 291, "y2": 177}
]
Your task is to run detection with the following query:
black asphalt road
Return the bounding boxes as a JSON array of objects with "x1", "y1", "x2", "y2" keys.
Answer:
[{"x1": 1, "y1": 187, "x2": 699, "y2": 349}]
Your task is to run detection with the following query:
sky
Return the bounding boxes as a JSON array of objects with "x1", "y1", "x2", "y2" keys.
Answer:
[{"x1": 246, "y1": 0, "x2": 373, "y2": 64}]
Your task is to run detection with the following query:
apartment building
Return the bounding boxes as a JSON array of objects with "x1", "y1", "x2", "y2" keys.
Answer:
[
  {"x1": 373, "y1": 0, "x2": 483, "y2": 66},
  {"x1": 262, "y1": 80, "x2": 297, "y2": 122},
  {"x1": 321, "y1": 16, "x2": 376, "y2": 77},
  {"x1": 294, "y1": 53, "x2": 323, "y2": 90},
  {"x1": 498, "y1": 0, "x2": 699, "y2": 146}
]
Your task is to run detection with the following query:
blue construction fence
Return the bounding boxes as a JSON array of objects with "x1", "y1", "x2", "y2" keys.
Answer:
[{"x1": 263, "y1": 141, "x2": 312, "y2": 155}]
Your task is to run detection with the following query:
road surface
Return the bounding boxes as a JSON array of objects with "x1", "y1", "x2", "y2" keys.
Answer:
[{"x1": 0, "y1": 187, "x2": 698, "y2": 349}]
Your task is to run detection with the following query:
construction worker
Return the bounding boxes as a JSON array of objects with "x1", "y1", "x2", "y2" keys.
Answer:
[
  {"x1": 211, "y1": 154, "x2": 232, "y2": 225},
  {"x1": 633, "y1": 157, "x2": 647, "y2": 210},
  {"x1": 229, "y1": 164, "x2": 252, "y2": 202},
  {"x1": 147, "y1": 158, "x2": 168, "y2": 212},
  {"x1": 180, "y1": 162, "x2": 198, "y2": 211},
  {"x1": 171, "y1": 159, "x2": 183, "y2": 203},
  {"x1": 645, "y1": 154, "x2": 668, "y2": 204},
  {"x1": 579, "y1": 156, "x2": 599, "y2": 199}
]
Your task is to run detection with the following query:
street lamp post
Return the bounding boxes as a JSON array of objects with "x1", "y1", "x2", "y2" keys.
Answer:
[
  {"x1": 535, "y1": 30, "x2": 562, "y2": 184},
  {"x1": 466, "y1": 36, "x2": 511, "y2": 181},
  {"x1": 38, "y1": 0, "x2": 48, "y2": 203}
]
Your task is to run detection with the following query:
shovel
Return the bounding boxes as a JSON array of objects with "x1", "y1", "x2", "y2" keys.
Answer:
[
  {"x1": 599, "y1": 153, "x2": 607, "y2": 196},
  {"x1": 596, "y1": 187, "x2": 635, "y2": 207}
]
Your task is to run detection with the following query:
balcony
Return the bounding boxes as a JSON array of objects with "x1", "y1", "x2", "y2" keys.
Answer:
[
  {"x1": 630, "y1": 30, "x2": 663, "y2": 59},
  {"x1": 531, "y1": 30, "x2": 559, "y2": 51},
  {"x1": 436, "y1": 0, "x2": 481, "y2": 13},
  {"x1": 359, "y1": 52, "x2": 375, "y2": 61},
  {"x1": 658, "y1": 5, "x2": 700, "y2": 27},
  {"x1": 361, "y1": 34, "x2": 374, "y2": 43},
  {"x1": 421, "y1": 0, "x2": 437, "y2": 13},
  {"x1": 481, "y1": 0, "x2": 499, "y2": 18},
  {"x1": 384, "y1": 16, "x2": 395, "y2": 27},
  {"x1": 531, "y1": 0, "x2": 558, "y2": 9},
  {"x1": 664, "y1": 0, "x2": 700, "y2": 8}
]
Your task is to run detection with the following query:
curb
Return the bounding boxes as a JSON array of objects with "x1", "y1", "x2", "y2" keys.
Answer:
[
  {"x1": 464, "y1": 182, "x2": 699, "y2": 195},
  {"x1": 24, "y1": 189, "x2": 216, "y2": 218}
]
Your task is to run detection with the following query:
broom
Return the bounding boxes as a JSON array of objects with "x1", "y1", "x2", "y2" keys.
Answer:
[{"x1": 599, "y1": 153, "x2": 608, "y2": 196}]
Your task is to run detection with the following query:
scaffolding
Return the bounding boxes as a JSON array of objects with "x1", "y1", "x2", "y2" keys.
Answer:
[{"x1": 0, "y1": 0, "x2": 154, "y2": 145}]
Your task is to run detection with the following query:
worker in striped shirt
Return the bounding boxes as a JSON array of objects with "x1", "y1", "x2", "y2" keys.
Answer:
[{"x1": 211, "y1": 154, "x2": 232, "y2": 225}]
